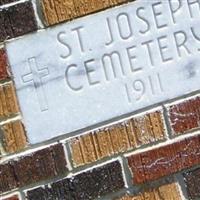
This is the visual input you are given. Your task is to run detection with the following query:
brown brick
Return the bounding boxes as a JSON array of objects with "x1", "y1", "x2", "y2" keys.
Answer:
[
  {"x1": 0, "y1": 144, "x2": 67, "y2": 193},
  {"x1": 0, "y1": 82, "x2": 19, "y2": 119},
  {"x1": 69, "y1": 138, "x2": 84, "y2": 166},
  {"x1": 116, "y1": 182, "x2": 181, "y2": 200},
  {"x1": 0, "y1": 1, "x2": 37, "y2": 42},
  {"x1": 168, "y1": 96, "x2": 200, "y2": 135},
  {"x1": 26, "y1": 160, "x2": 124, "y2": 200},
  {"x1": 70, "y1": 109, "x2": 165, "y2": 167},
  {"x1": 79, "y1": 133, "x2": 97, "y2": 164},
  {"x1": 183, "y1": 167, "x2": 200, "y2": 199},
  {"x1": 93, "y1": 130, "x2": 114, "y2": 159},
  {"x1": 127, "y1": 134, "x2": 200, "y2": 184},
  {"x1": 2, "y1": 195, "x2": 19, "y2": 200},
  {"x1": 0, "y1": 48, "x2": 9, "y2": 81},
  {"x1": 41, "y1": 0, "x2": 128, "y2": 26},
  {"x1": 1, "y1": 120, "x2": 27, "y2": 153}
]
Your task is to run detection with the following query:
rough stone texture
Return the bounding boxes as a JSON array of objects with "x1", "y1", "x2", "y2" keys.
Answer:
[
  {"x1": 0, "y1": 163, "x2": 18, "y2": 194},
  {"x1": 127, "y1": 134, "x2": 200, "y2": 184},
  {"x1": 0, "y1": 1, "x2": 37, "y2": 42},
  {"x1": 183, "y1": 167, "x2": 200, "y2": 200},
  {"x1": 0, "y1": 82, "x2": 19, "y2": 119},
  {"x1": 0, "y1": 0, "x2": 17, "y2": 5},
  {"x1": 2, "y1": 195, "x2": 19, "y2": 200},
  {"x1": 26, "y1": 161, "x2": 124, "y2": 200},
  {"x1": 168, "y1": 96, "x2": 200, "y2": 135},
  {"x1": 0, "y1": 144, "x2": 67, "y2": 193},
  {"x1": 70, "y1": 110, "x2": 165, "y2": 167},
  {"x1": 0, "y1": 48, "x2": 9, "y2": 81},
  {"x1": 1, "y1": 120, "x2": 27, "y2": 153},
  {"x1": 116, "y1": 182, "x2": 181, "y2": 200},
  {"x1": 41, "y1": 0, "x2": 128, "y2": 25}
]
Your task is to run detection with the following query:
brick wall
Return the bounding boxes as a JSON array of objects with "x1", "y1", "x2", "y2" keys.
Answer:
[{"x1": 0, "y1": 0, "x2": 200, "y2": 200}]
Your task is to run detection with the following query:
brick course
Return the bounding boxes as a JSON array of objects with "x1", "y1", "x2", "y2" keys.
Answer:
[
  {"x1": 70, "y1": 109, "x2": 165, "y2": 167},
  {"x1": 26, "y1": 161, "x2": 124, "y2": 200},
  {"x1": 0, "y1": 144, "x2": 67, "y2": 193},
  {"x1": 127, "y1": 134, "x2": 200, "y2": 184}
]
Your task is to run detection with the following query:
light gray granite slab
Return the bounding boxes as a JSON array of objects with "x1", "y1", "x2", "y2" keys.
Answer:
[{"x1": 6, "y1": 0, "x2": 200, "y2": 143}]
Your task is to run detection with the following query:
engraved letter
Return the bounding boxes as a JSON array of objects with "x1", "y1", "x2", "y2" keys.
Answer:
[
  {"x1": 152, "y1": 2, "x2": 168, "y2": 29},
  {"x1": 174, "y1": 31, "x2": 191, "y2": 57},
  {"x1": 105, "y1": 17, "x2": 114, "y2": 46},
  {"x1": 102, "y1": 51, "x2": 125, "y2": 81},
  {"x1": 187, "y1": 0, "x2": 200, "y2": 18},
  {"x1": 136, "y1": 7, "x2": 150, "y2": 34},
  {"x1": 168, "y1": 0, "x2": 182, "y2": 24},
  {"x1": 157, "y1": 35, "x2": 173, "y2": 62},
  {"x1": 117, "y1": 13, "x2": 133, "y2": 40},
  {"x1": 84, "y1": 59, "x2": 100, "y2": 86},
  {"x1": 72, "y1": 26, "x2": 86, "y2": 53},
  {"x1": 57, "y1": 31, "x2": 72, "y2": 60},
  {"x1": 65, "y1": 64, "x2": 83, "y2": 91},
  {"x1": 127, "y1": 46, "x2": 143, "y2": 72},
  {"x1": 142, "y1": 40, "x2": 154, "y2": 66},
  {"x1": 132, "y1": 79, "x2": 145, "y2": 101},
  {"x1": 191, "y1": 27, "x2": 200, "y2": 41}
]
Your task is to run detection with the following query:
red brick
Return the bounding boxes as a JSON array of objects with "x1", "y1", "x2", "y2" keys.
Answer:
[
  {"x1": 0, "y1": 144, "x2": 67, "y2": 193},
  {"x1": 0, "y1": 48, "x2": 9, "y2": 80},
  {"x1": 2, "y1": 195, "x2": 19, "y2": 200},
  {"x1": 0, "y1": 1, "x2": 37, "y2": 42},
  {"x1": 168, "y1": 96, "x2": 200, "y2": 135},
  {"x1": 127, "y1": 134, "x2": 200, "y2": 184}
]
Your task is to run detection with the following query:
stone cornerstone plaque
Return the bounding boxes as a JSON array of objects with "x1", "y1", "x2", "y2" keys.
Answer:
[{"x1": 6, "y1": 0, "x2": 200, "y2": 143}]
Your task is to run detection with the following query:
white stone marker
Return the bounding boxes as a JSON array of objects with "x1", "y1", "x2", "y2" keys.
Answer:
[{"x1": 6, "y1": 0, "x2": 200, "y2": 144}]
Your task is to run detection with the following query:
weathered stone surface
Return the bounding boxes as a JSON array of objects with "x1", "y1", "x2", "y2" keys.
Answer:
[
  {"x1": 127, "y1": 134, "x2": 200, "y2": 184},
  {"x1": 41, "y1": 0, "x2": 128, "y2": 25},
  {"x1": 183, "y1": 167, "x2": 200, "y2": 200},
  {"x1": 70, "y1": 109, "x2": 165, "y2": 167},
  {"x1": 116, "y1": 182, "x2": 181, "y2": 200},
  {"x1": 0, "y1": 48, "x2": 9, "y2": 80},
  {"x1": 0, "y1": 1, "x2": 37, "y2": 42},
  {"x1": 6, "y1": 0, "x2": 200, "y2": 144},
  {"x1": 168, "y1": 96, "x2": 200, "y2": 135},
  {"x1": 26, "y1": 161, "x2": 124, "y2": 200},
  {"x1": 0, "y1": 144, "x2": 67, "y2": 193},
  {"x1": 1, "y1": 120, "x2": 27, "y2": 153},
  {"x1": 0, "y1": 82, "x2": 19, "y2": 119}
]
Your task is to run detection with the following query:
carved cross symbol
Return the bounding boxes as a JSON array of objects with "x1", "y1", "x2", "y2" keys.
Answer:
[{"x1": 22, "y1": 57, "x2": 49, "y2": 112}]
